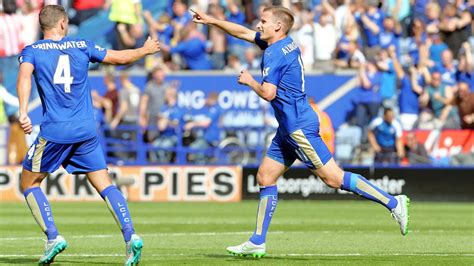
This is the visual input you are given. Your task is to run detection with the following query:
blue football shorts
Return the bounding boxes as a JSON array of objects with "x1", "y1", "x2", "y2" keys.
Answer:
[
  {"x1": 266, "y1": 127, "x2": 332, "y2": 170},
  {"x1": 23, "y1": 135, "x2": 107, "y2": 174}
]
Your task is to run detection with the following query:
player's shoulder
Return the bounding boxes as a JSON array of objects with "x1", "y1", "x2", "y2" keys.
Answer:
[{"x1": 272, "y1": 36, "x2": 299, "y2": 59}]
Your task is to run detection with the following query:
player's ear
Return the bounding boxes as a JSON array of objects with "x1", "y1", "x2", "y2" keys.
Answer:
[{"x1": 275, "y1": 21, "x2": 282, "y2": 32}]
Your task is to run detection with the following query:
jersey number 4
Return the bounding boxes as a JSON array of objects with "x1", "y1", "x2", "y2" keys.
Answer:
[{"x1": 53, "y1": 55, "x2": 74, "y2": 93}]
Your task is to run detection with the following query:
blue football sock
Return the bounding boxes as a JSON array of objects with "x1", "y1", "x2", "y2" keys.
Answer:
[
  {"x1": 340, "y1": 172, "x2": 398, "y2": 210},
  {"x1": 24, "y1": 187, "x2": 59, "y2": 240},
  {"x1": 100, "y1": 185, "x2": 135, "y2": 242},
  {"x1": 249, "y1": 185, "x2": 278, "y2": 245}
]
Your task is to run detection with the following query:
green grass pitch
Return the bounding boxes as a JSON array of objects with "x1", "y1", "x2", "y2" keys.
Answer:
[{"x1": 0, "y1": 200, "x2": 473, "y2": 265}]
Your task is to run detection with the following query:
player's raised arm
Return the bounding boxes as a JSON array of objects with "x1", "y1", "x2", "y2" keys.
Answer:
[
  {"x1": 16, "y1": 62, "x2": 34, "y2": 134},
  {"x1": 191, "y1": 8, "x2": 256, "y2": 43},
  {"x1": 103, "y1": 36, "x2": 160, "y2": 65}
]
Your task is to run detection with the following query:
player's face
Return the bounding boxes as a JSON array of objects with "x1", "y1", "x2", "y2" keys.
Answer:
[{"x1": 256, "y1": 11, "x2": 278, "y2": 41}]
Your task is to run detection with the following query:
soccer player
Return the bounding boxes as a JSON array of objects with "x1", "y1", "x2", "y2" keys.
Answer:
[
  {"x1": 17, "y1": 5, "x2": 160, "y2": 265},
  {"x1": 191, "y1": 6, "x2": 410, "y2": 258}
]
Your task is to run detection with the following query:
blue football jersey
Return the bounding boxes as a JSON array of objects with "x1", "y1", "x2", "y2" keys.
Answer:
[
  {"x1": 19, "y1": 37, "x2": 107, "y2": 143},
  {"x1": 254, "y1": 32, "x2": 319, "y2": 135}
]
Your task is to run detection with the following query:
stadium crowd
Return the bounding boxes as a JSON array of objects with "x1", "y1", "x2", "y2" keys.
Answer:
[{"x1": 0, "y1": 0, "x2": 473, "y2": 166}]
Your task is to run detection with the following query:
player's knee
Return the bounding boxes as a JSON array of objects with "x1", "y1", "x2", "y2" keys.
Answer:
[
  {"x1": 256, "y1": 171, "x2": 277, "y2": 187},
  {"x1": 315, "y1": 165, "x2": 343, "y2": 188},
  {"x1": 320, "y1": 175, "x2": 342, "y2": 189},
  {"x1": 20, "y1": 171, "x2": 45, "y2": 192}
]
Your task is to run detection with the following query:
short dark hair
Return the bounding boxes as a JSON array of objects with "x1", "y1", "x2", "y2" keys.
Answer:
[
  {"x1": 383, "y1": 107, "x2": 393, "y2": 115},
  {"x1": 263, "y1": 6, "x2": 295, "y2": 34},
  {"x1": 39, "y1": 5, "x2": 67, "y2": 31}
]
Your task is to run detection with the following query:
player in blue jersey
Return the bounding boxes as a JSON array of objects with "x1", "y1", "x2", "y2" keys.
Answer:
[
  {"x1": 17, "y1": 5, "x2": 160, "y2": 265},
  {"x1": 192, "y1": 6, "x2": 410, "y2": 258}
]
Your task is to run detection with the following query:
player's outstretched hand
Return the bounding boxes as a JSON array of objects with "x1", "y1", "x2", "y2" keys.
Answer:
[
  {"x1": 19, "y1": 113, "x2": 32, "y2": 134},
  {"x1": 190, "y1": 8, "x2": 213, "y2": 25},
  {"x1": 143, "y1": 36, "x2": 160, "y2": 55},
  {"x1": 238, "y1": 69, "x2": 253, "y2": 86}
]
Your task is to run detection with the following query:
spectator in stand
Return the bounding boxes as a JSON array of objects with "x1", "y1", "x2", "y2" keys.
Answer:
[
  {"x1": 334, "y1": 40, "x2": 366, "y2": 69},
  {"x1": 208, "y1": 3, "x2": 226, "y2": 70},
  {"x1": 224, "y1": 54, "x2": 242, "y2": 72},
  {"x1": 368, "y1": 108, "x2": 404, "y2": 165},
  {"x1": 91, "y1": 90, "x2": 112, "y2": 127},
  {"x1": 0, "y1": 73, "x2": 19, "y2": 125},
  {"x1": 242, "y1": 47, "x2": 260, "y2": 71},
  {"x1": 184, "y1": 92, "x2": 222, "y2": 164},
  {"x1": 108, "y1": 0, "x2": 143, "y2": 50},
  {"x1": 0, "y1": 1, "x2": 24, "y2": 116},
  {"x1": 382, "y1": 0, "x2": 410, "y2": 37},
  {"x1": 451, "y1": 81, "x2": 474, "y2": 129},
  {"x1": 333, "y1": 0, "x2": 352, "y2": 39},
  {"x1": 143, "y1": 11, "x2": 173, "y2": 46},
  {"x1": 162, "y1": 23, "x2": 212, "y2": 70},
  {"x1": 424, "y1": 2, "x2": 440, "y2": 34},
  {"x1": 153, "y1": 87, "x2": 184, "y2": 163},
  {"x1": 19, "y1": 0, "x2": 40, "y2": 46},
  {"x1": 355, "y1": 60, "x2": 382, "y2": 142},
  {"x1": 313, "y1": 0, "x2": 337, "y2": 71},
  {"x1": 376, "y1": 48, "x2": 397, "y2": 112},
  {"x1": 434, "y1": 49, "x2": 458, "y2": 87},
  {"x1": 111, "y1": 72, "x2": 140, "y2": 131},
  {"x1": 412, "y1": 0, "x2": 429, "y2": 22},
  {"x1": 70, "y1": 0, "x2": 105, "y2": 26},
  {"x1": 378, "y1": 16, "x2": 401, "y2": 55},
  {"x1": 139, "y1": 67, "x2": 174, "y2": 142},
  {"x1": 406, "y1": 18, "x2": 427, "y2": 66},
  {"x1": 335, "y1": 15, "x2": 363, "y2": 65},
  {"x1": 404, "y1": 132, "x2": 431, "y2": 165},
  {"x1": 428, "y1": 32, "x2": 449, "y2": 66},
  {"x1": 295, "y1": 8, "x2": 315, "y2": 69},
  {"x1": 419, "y1": 71, "x2": 459, "y2": 129},
  {"x1": 170, "y1": 0, "x2": 192, "y2": 29},
  {"x1": 392, "y1": 48, "x2": 423, "y2": 131},
  {"x1": 439, "y1": 2, "x2": 472, "y2": 57},
  {"x1": 103, "y1": 72, "x2": 119, "y2": 117},
  {"x1": 355, "y1": 0, "x2": 384, "y2": 59},
  {"x1": 226, "y1": 0, "x2": 251, "y2": 62},
  {"x1": 456, "y1": 42, "x2": 474, "y2": 91}
]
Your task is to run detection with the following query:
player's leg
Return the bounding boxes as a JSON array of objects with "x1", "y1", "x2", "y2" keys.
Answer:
[
  {"x1": 20, "y1": 169, "x2": 59, "y2": 241},
  {"x1": 63, "y1": 136, "x2": 142, "y2": 265},
  {"x1": 227, "y1": 134, "x2": 293, "y2": 257},
  {"x1": 22, "y1": 137, "x2": 69, "y2": 264},
  {"x1": 290, "y1": 128, "x2": 410, "y2": 235},
  {"x1": 86, "y1": 170, "x2": 142, "y2": 266},
  {"x1": 86, "y1": 170, "x2": 136, "y2": 242},
  {"x1": 314, "y1": 158, "x2": 410, "y2": 235}
]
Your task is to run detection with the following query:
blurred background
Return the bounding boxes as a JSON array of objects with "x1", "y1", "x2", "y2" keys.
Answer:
[{"x1": 0, "y1": 0, "x2": 473, "y2": 202}]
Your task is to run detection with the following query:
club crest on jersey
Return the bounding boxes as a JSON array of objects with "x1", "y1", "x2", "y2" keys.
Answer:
[{"x1": 262, "y1": 67, "x2": 270, "y2": 77}]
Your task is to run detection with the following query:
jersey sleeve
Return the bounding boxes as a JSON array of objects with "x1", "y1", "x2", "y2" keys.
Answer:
[
  {"x1": 369, "y1": 117, "x2": 383, "y2": 130},
  {"x1": 18, "y1": 46, "x2": 35, "y2": 67},
  {"x1": 262, "y1": 52, "x2": 283, "y2": 86},
  {"x1": 85, "y1": 40, "x2": 107, "y2": 63},
  {"x1": 254, "y1": 32, "x2": 268, "y2": 50}
]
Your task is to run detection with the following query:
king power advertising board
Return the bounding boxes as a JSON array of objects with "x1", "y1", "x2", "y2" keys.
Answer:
[{"x1": 0, "y1": 166, "x2": 241, "y2": 202}]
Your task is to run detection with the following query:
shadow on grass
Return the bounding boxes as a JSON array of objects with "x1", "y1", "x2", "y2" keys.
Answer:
[
  {"x1": 57, "y1": 259, "x2": 118, "y2": 265},
  {"x1": 203, "y1": 254, "x2": 309, "y2": 261},
  {"x1": 0, "y1": 258, "x2": 38, "y2": 264},
  {"x1": 0, "y1": 258, "x2": 119, "y2": 265}
]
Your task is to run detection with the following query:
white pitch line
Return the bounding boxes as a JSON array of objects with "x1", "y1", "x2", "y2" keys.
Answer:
[
  {"x1": 0, "y1": 231, "x2": 286, "y2": 241},
  {"x1": 0, "y1": 253, "x2": 472, "y2": 258}
]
